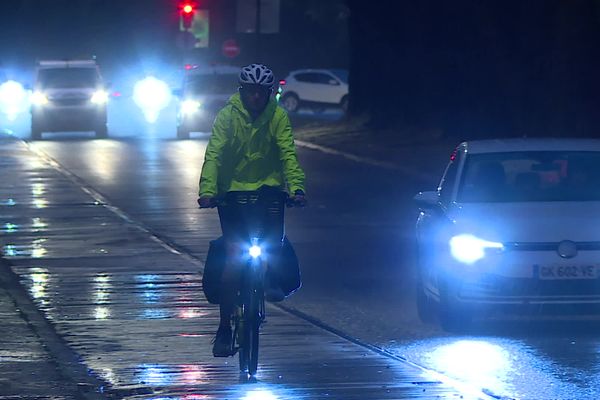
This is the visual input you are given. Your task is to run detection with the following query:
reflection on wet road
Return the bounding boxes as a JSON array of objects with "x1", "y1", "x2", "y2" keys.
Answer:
[{"x1": 1, "y1": 123, "x2": 600, "y2": 399}]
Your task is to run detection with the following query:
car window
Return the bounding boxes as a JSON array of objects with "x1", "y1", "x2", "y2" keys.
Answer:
[
  {"x1": 458, "y1": 151, "x2": 600, "y2": 202},
  {"x1": 439, "y1": 156, "x2": 460, "y2": 204},
  {"x1": 314, "y1": 73, "x2": 338, "y2": 85},
  {"x1": 184, "y1": 74, "x2": 238, "y2": 95},
  {"x1": 330, "y1": 69, "x2": 348, "y2": 84},
  {"x1": 294, "y1": 72, "x2": 336, "y2": 84},
  {"x1": 36, "y1": 68, "x2": 99, "y2": 88},
  {"x1": 294, "y1": 73, "x2": 318, "y2": 83}
]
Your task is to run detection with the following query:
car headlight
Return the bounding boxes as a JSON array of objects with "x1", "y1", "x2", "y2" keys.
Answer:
[
  {"x1": 449, "y1": 234, "x2": 503, "y2": 264},
  {"x1": 91, "y1": 90, "x2": 109, "y2": 104},
  {"x1": 181, "y1": 99, "x2": 201, "y2": 115},
  {"x1": 249, "y1": 245, "x2": 262, "y2": 259},
  {"x1": 31, "y1": 91, "x2": 49, "y2": 106}
]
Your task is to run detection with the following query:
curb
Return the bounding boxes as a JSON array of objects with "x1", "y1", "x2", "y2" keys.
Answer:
[{"x1": 0, "y1": 257, "x2": 109, "y2": 399}]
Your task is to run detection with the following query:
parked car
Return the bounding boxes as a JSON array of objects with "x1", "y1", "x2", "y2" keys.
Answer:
[
  {"x1": 175, "y1": 64, "x2": 239, "y2": 139},
  {"x1": 414, "y1": 138, "x2": 600, "y2": 330},
  {"x1": 279, "y1": 69, "x2": 348, "y2": 113},
  {"x1": 30, "y1": 59, "x2": 109, "y2": 139}
]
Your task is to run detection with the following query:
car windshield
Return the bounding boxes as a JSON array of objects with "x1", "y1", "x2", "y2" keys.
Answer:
[
  {"x1": 184, "y1": 74, "x2": 238, "y2": 95},
  {"x1": 37, "y1": 68, "x2": 99, "y2": 88},
  {"x1": 330, "y1": 69, "x2": 348, "y2": 84},
  {"x1": 458, "y1": 151, "x2": 600, "y2": 202}
]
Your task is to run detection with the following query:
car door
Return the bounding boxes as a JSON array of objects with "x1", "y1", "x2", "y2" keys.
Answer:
[
  {"x1": 315, "y1": 71, "x2": 346, "y2": 104},
  {"x1": 290, "y1": 72, "x2": 321, "y2": 102}
]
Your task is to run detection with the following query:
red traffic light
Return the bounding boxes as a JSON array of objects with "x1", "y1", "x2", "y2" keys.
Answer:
[{"x1": 182, "y1": 4, "x2": 194, "y2": 14}]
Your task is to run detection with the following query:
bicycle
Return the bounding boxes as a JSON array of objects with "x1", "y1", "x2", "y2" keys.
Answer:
[{"x1": 201, "y1": 189, "x2": 302, "y2": 375}]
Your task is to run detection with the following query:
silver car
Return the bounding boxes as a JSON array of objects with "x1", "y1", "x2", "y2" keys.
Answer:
[{"x1": 415, "y1": 138, "x2": 600, "y2": 330}]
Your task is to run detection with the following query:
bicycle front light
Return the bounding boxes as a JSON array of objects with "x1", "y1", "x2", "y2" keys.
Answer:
[{"x1": 249, "y1": 245, "x2": 262, "y2": 259}]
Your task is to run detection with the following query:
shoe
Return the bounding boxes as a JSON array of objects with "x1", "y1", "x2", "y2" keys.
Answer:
[{"x1": 212, "y1": 326, "x2": 233, "y2": 357}]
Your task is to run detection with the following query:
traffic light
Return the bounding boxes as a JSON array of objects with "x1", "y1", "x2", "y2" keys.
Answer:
[{"x1": 180, "y1": 2, "x2": 196, "y2": 30}]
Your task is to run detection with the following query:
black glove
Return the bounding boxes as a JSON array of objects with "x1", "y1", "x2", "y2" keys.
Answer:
[
  {"x1": 291, "y1": 190, "x2": 307, "y2": 207},
  {"x1": 198, "y1": 197, "x2": 214, "y2": 208}
]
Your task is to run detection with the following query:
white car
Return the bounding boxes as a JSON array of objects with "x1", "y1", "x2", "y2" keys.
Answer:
[
  {"x1": 415, "y1": 138, "x2": 600, "y2": 330},
  {"x1": 30, "y1": 60, "x2": 109, "y2": 139},
  {"x1": 279, "y1": 69, "x2": 348, "y2": 113}
]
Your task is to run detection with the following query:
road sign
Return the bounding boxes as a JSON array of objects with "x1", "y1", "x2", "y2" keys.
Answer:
[{"x1": 222, "y1": 39, "x2": 240, "y2": 58}]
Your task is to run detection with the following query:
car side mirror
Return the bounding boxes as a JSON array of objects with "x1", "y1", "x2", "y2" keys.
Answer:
[{"x1": 414, "y1": 191, "x2": 440, "y2": 210}]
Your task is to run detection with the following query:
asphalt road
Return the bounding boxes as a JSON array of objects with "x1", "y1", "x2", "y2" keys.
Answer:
[{"x1": 1, "y1": 106, "x2": 600, "y2": 399}]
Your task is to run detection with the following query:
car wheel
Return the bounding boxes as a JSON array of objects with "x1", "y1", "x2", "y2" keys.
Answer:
[
  {"x1": 340, "y1": 95, "x2": 349, "y2": 114},
  {"x1": 281, "y1": 93, "x2": 300, "y2": 113},
  {"x1": 95, "y1": 125, "x2": 108, "y2": 139},
  {"x1": 177, "y1": 126, "x2": 190, "y2": 140},
  {"x1": 416, "y1": 279, "x2": 435, "y2": 324}
]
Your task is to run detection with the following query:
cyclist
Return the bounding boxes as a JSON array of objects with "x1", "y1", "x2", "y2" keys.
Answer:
[{"x1": 198, "y1": 63, "x2": 306, "y2": 357}]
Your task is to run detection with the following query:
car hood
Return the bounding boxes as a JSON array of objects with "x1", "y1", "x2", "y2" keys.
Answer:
[{"x1": 447, "y1": 202, "x2": 600, "y2": 242}]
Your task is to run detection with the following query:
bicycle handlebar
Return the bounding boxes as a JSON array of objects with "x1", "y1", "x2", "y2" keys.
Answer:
[{"x1": 198, "y1": 194, "x2": 305, "y2": 209}]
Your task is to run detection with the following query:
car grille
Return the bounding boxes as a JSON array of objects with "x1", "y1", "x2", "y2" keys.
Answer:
[
  {"x1": 459, "y1": 275, "x2": 600, "y2": 300},
  {"x1": 504, "y1": 242, "x2": 600, "y2": 251},
  {"x1": 50, "y1": 98, "x2": 89, "y2": 106}
]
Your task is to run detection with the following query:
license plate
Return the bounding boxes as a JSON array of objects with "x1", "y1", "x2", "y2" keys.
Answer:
[{"x1": 538, "y1": 265, "x2": 599, "y2": 280}]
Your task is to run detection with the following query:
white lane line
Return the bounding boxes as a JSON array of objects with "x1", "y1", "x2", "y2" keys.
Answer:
[{"x1": 295, "y1": 139, "x2": 432, "y2": 180}]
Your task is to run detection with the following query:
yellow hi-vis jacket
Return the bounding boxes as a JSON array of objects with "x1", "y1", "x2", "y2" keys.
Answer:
[{"x1": 199, "y1": 93, "x2": 306, "y2": 197}]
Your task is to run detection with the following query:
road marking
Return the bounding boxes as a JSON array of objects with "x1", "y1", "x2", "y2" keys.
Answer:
[{"x1": 295, "y1": 139, "x2": 433, "y2": 180}]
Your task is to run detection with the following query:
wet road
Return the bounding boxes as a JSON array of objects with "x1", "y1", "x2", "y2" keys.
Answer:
[{"x1": 1, "y1": 112, "x2": 600, "y2": 399}]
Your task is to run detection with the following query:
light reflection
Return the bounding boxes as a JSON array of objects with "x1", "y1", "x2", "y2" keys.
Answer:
[
  {"x1": 93, "y1": 275, "x2": 112, "y2": 313},
  {"x1": 0, "y1": 198, "x2": 16, "y2": 206},
  {"x1": 98, "y1": 368, "x2": 118, "y2": 385},
  {"x1": 3, "y1": 239, "x2": 47, "y2": 258},
  {"x1": 82, "y1": 141, "x2": 123, "y2": 182},
  {"x1": 2, "y1": 223, "x2": 19, "y2": 233},
  {"x1": 142, "y1": 309, "x2": 170, "y2": 319},
  {"x1": 94, "y1": 306, "x2": 110, "y2": 320},
  {"x1": 29, "y1": 269, "x2": 49, "y2": 301},
  {"x1": 32, "y1": 198, "x2": 48, "y2": 209},
  {"x1": 242, "y1": 389, "x2": 280, "y2": 400},
  {"x1": 178, "y1": 308, "x2": 208, "y2": 319},
  {"x1": 426, "y1": 339, "x2": 513, "y2": 396},
  {"x1": 137, "y1": 364, "x2": 174, "y2": 386},
  {"x1": 32, "y1": 217, "x2": 47, "y2": 230},
  {"x1": 136, "y1": 274, "x2": 162, "y2": 304},
  {"x1": 180, "y1": 364, "x2": 206, "y2": 385},
  {"x1": 4, "y1": 244, "x2": 16, "y2": 257},
  {"x1": 31, "y1": 183, "x2": 45, "y2": 197}
]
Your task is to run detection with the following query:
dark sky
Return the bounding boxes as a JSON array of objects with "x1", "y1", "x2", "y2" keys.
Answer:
[{"x1": 0, "y1": 0, "x2": 180, "y2": 80}]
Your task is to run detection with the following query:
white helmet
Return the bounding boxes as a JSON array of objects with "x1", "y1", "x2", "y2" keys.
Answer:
[{"x1": 239, "y1": 64, "x2": 275, "y2": 88}]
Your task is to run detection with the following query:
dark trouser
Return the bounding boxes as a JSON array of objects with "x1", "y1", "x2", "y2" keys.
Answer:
[{"x1": 216, "y1": 187, "x2": 285, "y2": 327}]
